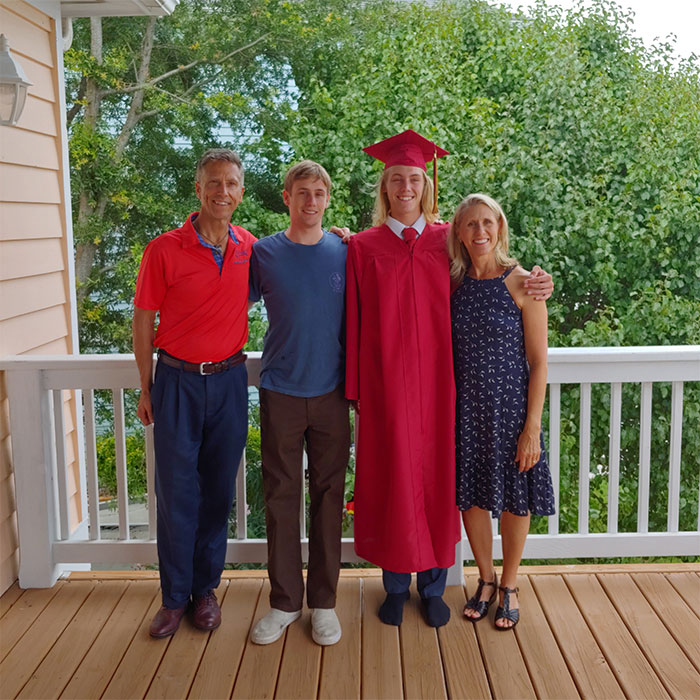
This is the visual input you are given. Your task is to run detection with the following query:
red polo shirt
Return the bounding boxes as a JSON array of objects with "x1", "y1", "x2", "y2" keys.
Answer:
[{"x1": 134, "y1": 213, "x2": 256, "y2": 363}]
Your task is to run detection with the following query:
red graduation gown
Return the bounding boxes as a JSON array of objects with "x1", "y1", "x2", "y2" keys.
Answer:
[{"x1": 345, "y1": 222, "x2": 460, "y2": 573}]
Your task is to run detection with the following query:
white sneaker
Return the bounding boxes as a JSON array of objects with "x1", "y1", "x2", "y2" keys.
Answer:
[
  {"x1": 250, "y1": 608, "x2": 301, "y2": 644},
  {"x1": 311, "y1": 608, "x2": 342, "y2": 646}
]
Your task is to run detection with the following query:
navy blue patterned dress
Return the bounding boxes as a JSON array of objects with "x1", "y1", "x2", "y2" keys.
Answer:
[{"x1": 451, "y1": 268, "x2": 555, "y2": 518}]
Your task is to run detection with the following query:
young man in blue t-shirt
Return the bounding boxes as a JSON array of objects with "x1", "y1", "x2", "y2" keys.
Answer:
[{"x1": 248, "y1": 161, "x2": 350, "y2": 646}]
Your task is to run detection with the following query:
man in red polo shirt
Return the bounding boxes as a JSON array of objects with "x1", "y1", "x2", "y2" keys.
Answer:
[{"x1": 133, "y1": 148, "x2": 255, "y2": 638}]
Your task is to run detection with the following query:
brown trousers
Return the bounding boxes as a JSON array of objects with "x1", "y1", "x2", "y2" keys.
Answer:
[{"x1": 260, "y1": 385, "x2": 351, "y2": 611}]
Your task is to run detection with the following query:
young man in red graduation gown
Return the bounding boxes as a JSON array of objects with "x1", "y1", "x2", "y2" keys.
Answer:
[{"x1": 345, "y1": 130, "x2": 553, "y2": 627}]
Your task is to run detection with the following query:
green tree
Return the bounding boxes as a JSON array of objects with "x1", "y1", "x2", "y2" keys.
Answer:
[{"x1": 66, "y1": 0, "x2": 356, "y2": 352}]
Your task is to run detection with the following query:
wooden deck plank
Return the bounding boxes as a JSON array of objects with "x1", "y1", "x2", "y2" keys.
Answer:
[
  {"x1": 0, "y1": 582, "x2": 63, "y2": 661},
  {"x1": 101, "y1": 588, "x2": 172, "y2": 699},
  {"x1": 275, "y1": 608, "x2": 321, "y2": 699},
  {"x1": 469, "y1": 574, "x2": 535, "y2": 700},
  {"x1": 0, "y1": 581, "x2": 23, "y2": 618},
  {"x1": 59, "y1": 581, "x2": 159, "y2": 700},
  {"x1": 514, "y1": 576, "x2": 579, "y2": 700},
  {"x1": 399, "y1": 585, "x2": 447, "y2": 700},
  {"x1": 532, "y1": 575, "x2": 624, "y2": 700},
  {"x1": 599, "y1": 573, "x2": 700, "y2": 699},
  {"x1": 0, "y1": 581, "x2": 94, "y2": 699},
  {"x1": 64, "y1": 562, "x2": 700, "y2": 581},
  {"x1": 565, "y1": 573, "x2": 669, "y2": 699},
  {"x1": 634, "y1": 572, "x2": 700, "y2": 674},
  {"x1": 17, "y1": 581, "x2": 128, "y2": 700},
  {"x1": 144, "y1": 583, "x2": 227, "y2": 699},
  {"x1": 361, "y1": 577, "x2": 403, "y2": 700},
  {"x1": 437, "y1": 584, "x2": 491, "y2": 700},
  {"x1": 2, "y1": 567, "x2": 698, "y2": 700},
  {"x1": 231, "y1": 580, "x2": 285, "y2": 699},
  {"x1": 189, "y1": 578, "x2": 263, "y2": 700},
  {"x1": 318, "y1": 577, "x2": 362, "y2": 700},
  {"x1": 665, "y1": 571, "x2": 700, "y2": 615}
]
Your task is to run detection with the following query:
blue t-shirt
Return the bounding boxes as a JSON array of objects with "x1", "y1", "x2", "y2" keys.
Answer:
[{"x1": 248, "y1": 230, "x2": 346, "y2": 397}]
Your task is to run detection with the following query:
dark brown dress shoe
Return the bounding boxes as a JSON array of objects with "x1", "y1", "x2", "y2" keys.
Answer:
[
  {"x1": 149, "y1": 605, "x2": 186, "y2": 638},
  {"x1": 192, "y1": 590, "x2": 221, "y2": 630}
]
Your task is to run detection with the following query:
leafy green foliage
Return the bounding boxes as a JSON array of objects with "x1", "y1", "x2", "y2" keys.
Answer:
[
  {"x1": 72, "y1": 0, "x2": 699, "y2": 557},
  {"x1": 96, "y1": 433, "x2": 147, "y2": 499}
]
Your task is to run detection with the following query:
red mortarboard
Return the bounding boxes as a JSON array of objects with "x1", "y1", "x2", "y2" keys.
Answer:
[
  {"x1": 363, "y1": 129, "x2": 449, "y2": 171},
  {"x1": 363, "y1": 129, "x2": 449, "y2": 214}
]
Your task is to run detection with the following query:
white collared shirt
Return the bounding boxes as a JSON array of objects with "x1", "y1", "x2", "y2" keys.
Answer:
[{"x1": 386, "y1": 214, "x2": 426, "y2": 241}]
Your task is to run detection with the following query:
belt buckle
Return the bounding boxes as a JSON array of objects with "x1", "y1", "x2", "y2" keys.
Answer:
[{"x1": 199, "y1": 361, "x2": 214, "y2": 376}]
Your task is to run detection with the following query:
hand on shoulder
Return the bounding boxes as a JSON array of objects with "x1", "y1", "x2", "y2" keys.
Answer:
[{"x1": 505, "y1": 265, "x2": 534, "y2": 309}]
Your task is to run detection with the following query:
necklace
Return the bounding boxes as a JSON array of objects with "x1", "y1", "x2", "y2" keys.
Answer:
[{"x1": 198, "y1": 231, "x2": 228, "y2": 249}]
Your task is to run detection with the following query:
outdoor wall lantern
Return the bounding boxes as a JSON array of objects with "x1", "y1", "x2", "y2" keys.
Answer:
[{"x1": 0, "y1": 34, "x2": 32, "y2": 126}]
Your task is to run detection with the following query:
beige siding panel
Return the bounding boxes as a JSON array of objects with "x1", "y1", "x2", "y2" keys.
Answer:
[
  {"x1": 0, "y1": 305, "x2": 68, "y2": 355},
  {"x1": 0, "y1": 203, "x2": 63, "y2": 241},
  {"x1": 0, "y1": 376, "x2": 7, "y2": 432},
  {"x1": 0, "y1": 549, "x2": 19, "y2": 595},
  {"x1": 0, "y1": 434, "x2": 11, "y2": 482},
  {"x1": 0, "y1": 475, "x2": 15, "y2": 523},
  {"x1": 22, "y1": 57, "x2": 57, "y2": 103},
  {"x1": 0, "y1": 382, "x2": 10, "y2": 479},
  {"x1": 0, "y1": 273, "x2": 66, "y2": 321},
  {"x1": 13, "y1": 95, "x2": 57, "y2": 136},
  {"x1": 0, "y1": 163, "x2": 61, "y2": 204},
  {"x1": 0, "y1": 6, "x2": 52, "y2": 67},
  {"x1": 0, "y1": 1, "x2": 51, "y2": 31},
  {"x1": 0, "y1": 512, "x2": 18, "y2": 562},
  {"x1": 0, "y1": 127, "x2": 59, "y2": 170},
  {"x1": 0, "y1": 238, "x2": 65, "y2": 280},
  {"x1": 27, "y1": 337, "x2": 70, "y2": 354}
]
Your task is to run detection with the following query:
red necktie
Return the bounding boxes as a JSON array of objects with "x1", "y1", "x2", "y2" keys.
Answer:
[{"x1": 403, "y1": 227, "x2": 417, "y2": 250}]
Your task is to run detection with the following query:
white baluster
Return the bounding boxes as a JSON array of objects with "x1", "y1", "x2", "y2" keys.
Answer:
[
  {"x1": 607, "y1": 382, "x2": 622, "y2": 533},
  {"x1": 548, "y1": 383, "x2": 561, "y2": 535},
  {"x1": 84, "y1": 390, "x2": 100, "y2": 540},
  {"x1": 112, "y1": 389, "x2": 129, "y2": 539},
  {"x1": 638, "y1": 382, "x2": 652, "y2": 533},
  {"x1": 667, "y1": 381, "x2": 684, "y2": 533},
  {"x1": 578, "y1": 383, "x2": 591, "y2": 534}
]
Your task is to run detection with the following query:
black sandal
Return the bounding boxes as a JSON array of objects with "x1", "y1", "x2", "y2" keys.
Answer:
[
  {"x1": 463, "y1": 575, "x2": 498, "y2": 622},
  {"x1": 495, "y1": 585, "x2": 520, "y2": 630}
]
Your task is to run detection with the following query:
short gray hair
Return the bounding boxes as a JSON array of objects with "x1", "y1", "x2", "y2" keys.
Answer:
[{"x1": 196, "y1": 148, "x2": 244, "y2": 183}]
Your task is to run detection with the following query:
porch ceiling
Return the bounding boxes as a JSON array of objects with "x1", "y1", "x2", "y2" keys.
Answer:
[{"x1": 60, "y1": 0, "x2": 179, "y2": 18}]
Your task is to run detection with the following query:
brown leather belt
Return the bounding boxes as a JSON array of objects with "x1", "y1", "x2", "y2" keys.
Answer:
[{"x1": 157, "y1": 349, "x2": 247, "y2": 376}]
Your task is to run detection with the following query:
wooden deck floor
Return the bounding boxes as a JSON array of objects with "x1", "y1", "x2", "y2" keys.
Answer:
[{"x1": 1, "y1": 564, "x2": 698, "y2": 699}]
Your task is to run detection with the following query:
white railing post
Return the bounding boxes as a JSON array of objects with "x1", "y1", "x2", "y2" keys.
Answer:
[
  {"x1": 84, "y1": 390, "x2": 100, "y2": 540},
  {"x1": 608, "y1": 382, "x2": 622, "y2": 533},
  {"x1": 667, "y1": 381, "x2": 684, "y2": 533},
  {"x1": 548, "y1": 383, "x2": 561, "y2": 535},
  {"x1": 638, "y1": 382, "x2": 653, "y2": 533},
  {"x1": 578, "y1": 383, "x2": 592, "y2": 534},
  {"x1": 5, "y1": 368, "x2": 61, "y2": 587},
  {"x1": 112, "y1": 389, "x2": 130, "y2": 539},
  {"x1": 1, "y1": 347, "x2": 698, "y2": 579}
]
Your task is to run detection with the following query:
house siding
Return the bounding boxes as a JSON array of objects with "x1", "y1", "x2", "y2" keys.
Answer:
[{"x1": 0, "y1": 0, "x2": 81, "y2": 594}]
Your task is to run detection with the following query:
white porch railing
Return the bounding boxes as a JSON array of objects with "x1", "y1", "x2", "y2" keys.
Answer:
[{"x1": 1, "y1": 346, "x2": 699, "y2": 589}]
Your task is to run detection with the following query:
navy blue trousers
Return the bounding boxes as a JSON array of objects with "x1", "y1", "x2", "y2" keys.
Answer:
[
  {"x1": 151, "y1": 359, "x2": 248, "y2": 608},
  {"x1": 383, "y1": 568, "x2": 447, "y2": 599}
]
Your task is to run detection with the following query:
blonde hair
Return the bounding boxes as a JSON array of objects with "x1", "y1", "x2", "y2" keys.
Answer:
[
  {"x1": 283, "y1": 160, "x2": 332, "y2": 194},
  {"x1": 371, "y1": 168, "x2": 437, "y2": 226},
  {"x1": 447, "y1": 193, "x2": 518, "y2": 283}
]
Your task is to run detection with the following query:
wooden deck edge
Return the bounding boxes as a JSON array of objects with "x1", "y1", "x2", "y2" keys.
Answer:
[{"x1": 59, "y1": 561, "x2": 700, "y2": 582}]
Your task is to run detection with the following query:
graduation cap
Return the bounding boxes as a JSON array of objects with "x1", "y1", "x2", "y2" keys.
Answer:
[{"x1": 363, "y1": 129, "x2": 449, "y2": 215}]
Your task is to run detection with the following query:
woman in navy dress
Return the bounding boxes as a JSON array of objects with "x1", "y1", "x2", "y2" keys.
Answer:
[{"x1": 448, "y1": 193, "x2": 555, "y2": 629}]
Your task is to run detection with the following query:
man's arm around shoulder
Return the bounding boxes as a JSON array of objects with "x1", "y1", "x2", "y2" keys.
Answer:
[{"x1": 133, "y1": 307, "x2": 157, "y2": 426}]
